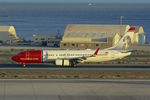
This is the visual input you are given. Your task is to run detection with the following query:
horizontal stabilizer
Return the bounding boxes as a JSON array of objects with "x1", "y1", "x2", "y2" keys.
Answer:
[{"x1": 94, "y1": 48, "x2": 100, "y2": 55}]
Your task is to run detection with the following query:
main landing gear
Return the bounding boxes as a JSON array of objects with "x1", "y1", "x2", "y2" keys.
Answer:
[
  {"x1": 71, "y1": 62, "x2": 77, "y2": 68},
  {"x1": 23, "y1": 64, "x2": 26, "y2": 67}
]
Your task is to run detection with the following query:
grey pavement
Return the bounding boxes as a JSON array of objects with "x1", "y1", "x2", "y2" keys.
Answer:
[
  {"x1": 0, "y1": 79, "x2": 150, "y2": 100},
  {"x1": 0, "y1": 64, "x2": 150, "y2": 71}
]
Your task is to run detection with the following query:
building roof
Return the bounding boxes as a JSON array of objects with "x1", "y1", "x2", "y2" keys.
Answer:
[{"x1": 64, "y1": 24, "x2": 130, "y2": 37}]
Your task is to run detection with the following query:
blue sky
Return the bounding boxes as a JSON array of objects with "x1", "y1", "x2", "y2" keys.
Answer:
[{"x1": 0, "y1": 0, "x2": 150, "y2": 3}]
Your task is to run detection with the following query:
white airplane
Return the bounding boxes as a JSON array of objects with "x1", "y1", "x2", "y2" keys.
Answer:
[{"x1": 12, "y1": 32, "x2": 134, "y2": 67}]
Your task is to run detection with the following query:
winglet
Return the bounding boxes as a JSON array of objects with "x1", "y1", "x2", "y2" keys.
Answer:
[{"x1": 94, "y1": 48, "x2": 100, "y2": 55}]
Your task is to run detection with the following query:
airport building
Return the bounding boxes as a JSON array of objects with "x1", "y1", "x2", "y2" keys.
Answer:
[
  {"x1": 60, "y1": 24, "x2": 130, "y2": 49},
  {"x1": 33, "y1": 33, "x2": 62, "y2": 47},
  {"x1": 0, "y1": 26, "x2": 19, "y2": 45},
  {"x1": 128, "y1": 26, "x2": 145, "y2": 45},
  {"x1": 60, "y1": 24, "x2": 146, "y2": 49}
]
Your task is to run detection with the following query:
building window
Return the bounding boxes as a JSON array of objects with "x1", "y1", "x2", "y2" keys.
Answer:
[
  {"x1": 72, "y1": 44, "x2": 75, "y2": 46},
  {"x1": 41, "y1": 38, "x2": 45, "y2": 41},
  {"x1": 96, "y1": 44, "x2": 99, "y2": 46},
  {"x1": 64, "y1": 44, "x2": 67, "y2": 46},
  {"x1": 81, "y1": 44, "x2": 85, "y2": 46}
]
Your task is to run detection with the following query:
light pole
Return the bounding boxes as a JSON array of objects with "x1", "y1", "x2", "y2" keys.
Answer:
[
  {"x1": 120, "y1": 16, "x2": 124, "y2": 25},
  {"x1": 120, "y1": 16, "x2": 124, "y2": 36}
]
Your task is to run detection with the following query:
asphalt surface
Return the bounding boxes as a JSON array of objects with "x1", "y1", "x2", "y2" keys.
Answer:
[
  {"x1": 0, "y1": 79, "x2": 150, "y2": 100},
  {"x1": 0, "y1": 64, "x2": 150, "y2": 71}
]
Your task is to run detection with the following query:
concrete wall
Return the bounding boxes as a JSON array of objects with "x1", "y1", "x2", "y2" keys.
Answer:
[
  {"x1": 60, "y1": 37, "x2": 114, "y2": 49},
  {"x1": 61, "y1": 33, "x2": 120, "y2": 49},
  {"x1": 33, "y1": 34, "x2": 61, "y2": 47},
  {"x1": 60, "y1": 24, "x2": 128, "y2": 49}
]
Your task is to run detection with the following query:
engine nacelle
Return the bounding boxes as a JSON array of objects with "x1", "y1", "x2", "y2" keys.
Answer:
[{"x1": 55, "y1": 59, "x2": 70, "y2": 66}]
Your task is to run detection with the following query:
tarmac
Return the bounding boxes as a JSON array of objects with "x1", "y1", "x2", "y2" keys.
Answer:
[
  {"x1": 0, "y1": 64, "x2": 150, "y2": 71},
  {"x1": 0, "y1": 79, "x2": 150, "y2": 100}
]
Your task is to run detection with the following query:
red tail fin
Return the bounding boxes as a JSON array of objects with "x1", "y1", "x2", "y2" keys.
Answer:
[{"x1": 94, "y1": 48, "x2": 100, "y2": 55}]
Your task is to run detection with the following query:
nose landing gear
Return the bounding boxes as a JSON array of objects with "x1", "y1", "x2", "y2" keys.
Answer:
[
  {"x1": 19, "y1": 62, "x2": 26, "y2": 67},
  {"x1": 23, "y1": 64, "x2": 26, "y2": 67}
]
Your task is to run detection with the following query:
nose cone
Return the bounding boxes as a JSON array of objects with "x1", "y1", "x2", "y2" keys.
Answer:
[{"x1": 11, "y1": 55, "x2": 19, "y2": 62}]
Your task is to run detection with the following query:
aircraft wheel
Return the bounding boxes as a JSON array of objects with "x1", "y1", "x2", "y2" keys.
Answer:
[
  {"x1": 71, "y1": 62, "x2": 77, "y2": 68},
  {"x1": 23, "y1": 64, "x2": 26, "y2": 67},
  {"x1": 73, "y1": 64, "x2": 77, "y2": 68}
]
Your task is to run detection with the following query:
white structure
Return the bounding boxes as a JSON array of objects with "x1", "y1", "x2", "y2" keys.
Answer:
[
  {"x1": 33, "y1": 34, "x2": 61, "y2": 47},
  {"x1": 0, "y1": 26, "x2": 18, "y2": 44}
]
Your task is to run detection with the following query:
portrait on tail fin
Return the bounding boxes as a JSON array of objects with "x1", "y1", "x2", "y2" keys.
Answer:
[
  {"x1": 122, "y1": 35, "x2": 132, "y2": 50},
  {"x1": 106, "y1": 32, "x2": 134, "y2": 50}
]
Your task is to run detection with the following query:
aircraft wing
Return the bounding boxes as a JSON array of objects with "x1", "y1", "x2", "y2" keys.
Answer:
[{"x1": 68, "y1": 56, "x2": 88, "y2": 62}]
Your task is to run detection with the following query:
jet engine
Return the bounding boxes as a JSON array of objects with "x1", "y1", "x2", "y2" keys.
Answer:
[{"x1": 55, "y1": 59, "x2": 70, "y2": 66}]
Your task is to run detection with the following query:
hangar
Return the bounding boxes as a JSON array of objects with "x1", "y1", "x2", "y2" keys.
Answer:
[
  {"x1": 60, "y1": 24, "x2": 146, "y2": 49},
  {"x1": 0, "y1": 26, "x2": 18, "y2": 44},
  {"x1": 60, "y1": 24, "x2": 130, "y2": 49}
]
